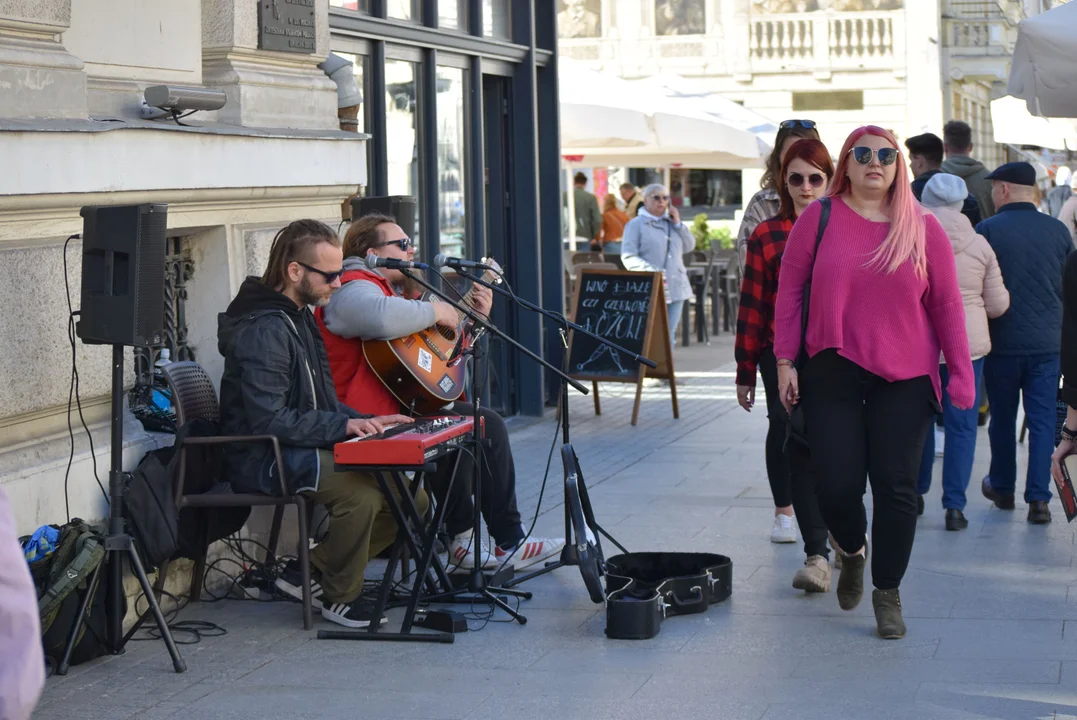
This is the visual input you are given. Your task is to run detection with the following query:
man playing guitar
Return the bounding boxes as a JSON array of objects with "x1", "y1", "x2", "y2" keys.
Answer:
[{"x1": 315, "y1": 213, "x2": 564, "y2": 571}]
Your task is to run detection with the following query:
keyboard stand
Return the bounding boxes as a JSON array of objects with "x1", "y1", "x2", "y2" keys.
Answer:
[{"x1": 317, "y1": 457, "x2": 463, "y2": 644}]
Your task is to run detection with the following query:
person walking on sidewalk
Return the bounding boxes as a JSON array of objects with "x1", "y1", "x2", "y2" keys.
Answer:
[
  {"x1": 977, "y1": 162, "x2": 1073, "y2": 524},
  {"x1": 942, "y1": 120, "x2": 995, "y2": 220},
  {"x1": 735, "y1": 138, "x2": 836, "y2": 593},
  {"x1": 915, "y1": 174, "x2": 1010, "y2": 530},
  {"x1": 773, "y1": 126, "x2": 976, "y2": 639}
]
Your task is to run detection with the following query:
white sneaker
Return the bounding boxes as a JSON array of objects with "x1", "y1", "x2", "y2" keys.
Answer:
[
  {"x1": 934, "y1": 427, "x2": 944, "y2": 457},
  {"x1": 447, "y1": 529, "x2": 496, "y2": 571},
  {"x1": 495, "y1": 536, "x2": 566, "y2": 570},
  {"x1": 770, "y1": 514, "x2": 797, "y2": 543}
]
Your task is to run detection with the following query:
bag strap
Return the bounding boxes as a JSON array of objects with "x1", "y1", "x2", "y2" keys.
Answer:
[{"x1": 795, "y1": 198, "x2": 832, "y2": 369}]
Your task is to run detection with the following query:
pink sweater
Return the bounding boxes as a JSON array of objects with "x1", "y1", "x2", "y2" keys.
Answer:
[{"x1": 773, "y1": 197, "x2": 976, "y2": 408}]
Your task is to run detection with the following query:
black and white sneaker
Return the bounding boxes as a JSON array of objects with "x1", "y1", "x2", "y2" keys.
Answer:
[
  {"x1": 273, "y1": 560, "x2": 324, "y2": 603},
  {"x1": 321, "y1": 595, "x2": 388, "y2": 629}
]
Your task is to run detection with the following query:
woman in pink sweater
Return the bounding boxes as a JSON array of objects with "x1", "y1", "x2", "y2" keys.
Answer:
[{"x1": 773, "y1": 126, "x2": 975, "y2": 639}]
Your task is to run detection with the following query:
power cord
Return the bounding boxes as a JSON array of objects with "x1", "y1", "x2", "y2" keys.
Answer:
[{"x1": 61, "y1": 233, "x2": 108, "y2": 523}]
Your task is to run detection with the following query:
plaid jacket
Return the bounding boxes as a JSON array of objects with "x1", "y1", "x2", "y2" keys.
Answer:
[{"x1": 735, "y1": 216, "x2": 793, "y2": 387}]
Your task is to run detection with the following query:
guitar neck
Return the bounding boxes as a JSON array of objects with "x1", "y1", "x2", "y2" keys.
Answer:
[{"x1": 451, "y1": 267, "x2": 499, "y2": 319}]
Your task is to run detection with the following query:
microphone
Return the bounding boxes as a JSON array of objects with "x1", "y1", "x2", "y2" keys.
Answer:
[
  {"x1": 433, "y1": 254, "x2": 490, "y2": 270},
  {"x1": 364, "y1": 255, "x2": 428, "y2": 270}
]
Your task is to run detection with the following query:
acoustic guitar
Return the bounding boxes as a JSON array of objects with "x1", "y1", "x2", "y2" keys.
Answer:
[{"x1": 362, "y1": 259, "x2": 504, "y2": 415}]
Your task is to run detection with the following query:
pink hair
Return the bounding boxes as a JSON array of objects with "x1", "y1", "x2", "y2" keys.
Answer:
[{"x1": 828, "y1": 125, "x2": 926, "y2": 279}]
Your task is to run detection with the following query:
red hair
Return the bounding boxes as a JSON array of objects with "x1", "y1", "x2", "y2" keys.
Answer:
[
  {"x1": 828, "y1": 125, "x2": 926, "y2": 279},
  {"x1": 777, "y1": 139, "x2": 835, "y2": 222}
]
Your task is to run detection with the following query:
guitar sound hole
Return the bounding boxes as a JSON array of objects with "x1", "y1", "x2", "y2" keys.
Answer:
[{"x1": 437, "y1": 326, "x2": 457, "y2": 342}]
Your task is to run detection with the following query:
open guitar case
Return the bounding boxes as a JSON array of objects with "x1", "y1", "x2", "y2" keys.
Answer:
[{"x1": 563, "y1": 446, "x2": 733, "y2": 640}]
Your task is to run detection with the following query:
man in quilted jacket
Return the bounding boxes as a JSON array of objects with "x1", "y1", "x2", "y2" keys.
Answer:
[{"x1": 977, "y1": 162, "x2": 1074, "y2": 523}]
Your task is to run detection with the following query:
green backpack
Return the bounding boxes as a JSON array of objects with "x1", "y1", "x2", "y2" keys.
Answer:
[{"x1": 23, "y1": 519, "x2": 109, "y2": 668}]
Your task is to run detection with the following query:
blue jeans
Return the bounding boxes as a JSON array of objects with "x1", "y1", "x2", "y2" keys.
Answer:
[
  {"x1": 667, "y1": 300, "x2": 685, "y2": 346},
  {"x1": 917, "y1": 358, "x2": 984, "y2": 510},
  {"x1": 983, "y1": 353, "x2": 1059, "y2": 503}
]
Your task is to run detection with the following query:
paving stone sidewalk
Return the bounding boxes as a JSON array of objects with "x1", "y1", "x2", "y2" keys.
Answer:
[{"x1": 36, "y1": 337, "x2": 1077, "y2": 720}]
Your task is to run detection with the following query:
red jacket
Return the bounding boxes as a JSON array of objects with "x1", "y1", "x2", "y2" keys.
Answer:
[{"x1": 314, "y1": 269, "x2": 402, "y2": 417}]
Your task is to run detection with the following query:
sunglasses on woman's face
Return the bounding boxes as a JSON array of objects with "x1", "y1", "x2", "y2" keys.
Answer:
[
  {"x1": 787, "y1": 172, "x2": 826, "y2": 188},
  {"x1": 850, "y1": 146, "x2": 899, "y2": 166},
  {"x1": 297, "y1": 261, "x2": 344, "y2": 284},
  {"x1": 379, "y1": 237, "x2": 414, "y2": 252},
  {"x1": 780, "y1": 119, "x2": 816, "y2": 130}
]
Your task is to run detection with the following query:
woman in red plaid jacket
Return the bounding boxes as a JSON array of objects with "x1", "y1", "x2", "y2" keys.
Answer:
[{"x1": 735, "y1": 138, "x2": 836, "y2": 592}]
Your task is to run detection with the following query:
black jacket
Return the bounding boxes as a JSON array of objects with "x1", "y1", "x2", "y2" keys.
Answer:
[
  {"x1": 1062, "y1": 252, "x2": 1077, "y2": 410},
  {"x1": 217, "y1": 277, "x2": 367, "y2": 495},
  {"x1": 911, "y1": 169, "x2": 983, "y2": 226}
]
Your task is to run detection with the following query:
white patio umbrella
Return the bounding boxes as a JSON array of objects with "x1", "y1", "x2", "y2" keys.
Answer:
[
  {"x1": 1006, "y1": 0, "x2": 1077, "y2": 119},
  {"x1": 990, "y1": 95, "x2": 1077, "y2": 151},
  {"x1": 558, "y1": 59, "x2": 652, "y2": 148}
]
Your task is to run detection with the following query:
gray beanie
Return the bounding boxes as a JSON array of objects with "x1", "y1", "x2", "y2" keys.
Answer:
[{"x1": 922, "y1": 173, "x2": 968, "y2": 211}]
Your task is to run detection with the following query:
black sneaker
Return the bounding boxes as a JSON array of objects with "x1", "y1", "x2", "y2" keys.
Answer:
[
  {"x1": 321, "y1": 595, "x2": 388, "y2": 629},
  {"x1": 274, "y1": 559, "x2": 324, "y2": 603}
]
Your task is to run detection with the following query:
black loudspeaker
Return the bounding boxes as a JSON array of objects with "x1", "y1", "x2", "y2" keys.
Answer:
[
  {"x1": 76, "y1": 204, "x2": 168, "y2": 347},
  {"x1": 351, "y1": 195, "x2": 416, "y2": 240}
]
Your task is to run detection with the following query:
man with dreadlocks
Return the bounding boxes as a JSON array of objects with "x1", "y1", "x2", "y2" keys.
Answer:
[{"x1": 217, "y1": 219, "x2": 417, "y2": 629}]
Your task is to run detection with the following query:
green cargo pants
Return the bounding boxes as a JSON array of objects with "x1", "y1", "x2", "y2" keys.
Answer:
[{"x1": 308, "y1": 450, "x2": 429, "y2": 605}]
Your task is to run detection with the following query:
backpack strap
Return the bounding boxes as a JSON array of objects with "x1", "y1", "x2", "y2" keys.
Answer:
[
  {"x1": 38, "y1": 529, "x2": 104, "y2": 622},
  {"x1": 795, "y1": 197, "x2": 832, "y2": 370}
]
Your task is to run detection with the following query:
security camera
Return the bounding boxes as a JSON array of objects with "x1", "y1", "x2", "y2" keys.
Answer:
[{"x1": 144, "y1": 85, "x2": 227, "y2": 112}]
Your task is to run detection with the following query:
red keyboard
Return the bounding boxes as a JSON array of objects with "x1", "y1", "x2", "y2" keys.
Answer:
[{"x1": 333, "y1": 415, "x2": 478, "y2": 467}]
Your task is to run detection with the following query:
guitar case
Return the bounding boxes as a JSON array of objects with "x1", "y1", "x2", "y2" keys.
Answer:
[{"x1": 603, "y1": 552, "x2": 732, "y2": 640}]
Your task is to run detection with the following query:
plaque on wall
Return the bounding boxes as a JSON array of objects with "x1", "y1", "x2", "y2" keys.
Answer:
[{"x1": 259, "y1": 0, "x2": 317, "y2": 54}]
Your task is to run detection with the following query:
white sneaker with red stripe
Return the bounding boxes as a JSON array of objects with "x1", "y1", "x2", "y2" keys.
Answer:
[
  {"x1": 447, "y1": 529, "x2": 497, "y2": 571},
  {"x1": 495, "y1": 536, "x2": 566, "y2": 570}
]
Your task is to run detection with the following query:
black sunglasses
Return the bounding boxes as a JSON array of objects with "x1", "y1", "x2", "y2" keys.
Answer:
[
  {"x1": 378, "y1": 237, "x2": 414, "y2": 251},
  {"x1": 788, "y1": 172, "x2": 826, "y2": 188},
  {"x1": 297, "y1": 261, "x2": 344, "y2": 283},
  {"x1": 851, "y1": 146, "x2": 899, "y2": 166},
  {"x1": 780, "y1": 119, "x2": 817, "y2": 130}
]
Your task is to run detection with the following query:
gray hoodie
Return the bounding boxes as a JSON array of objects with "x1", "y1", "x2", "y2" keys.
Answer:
[
  {"x1": 322, "y1": 256, "x2": 436, "y2": 341},
  {"x1": 941, "y1": 155, "x2": 996, "y2": 219}
]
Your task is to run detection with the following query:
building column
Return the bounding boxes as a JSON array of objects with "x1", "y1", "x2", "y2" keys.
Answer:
[
  {"x1": 200, "y1": 0, "x2": 337, "y2": 130},
  {"x1": 0, "y1": 0, "x2": 87, "y2": 119}
]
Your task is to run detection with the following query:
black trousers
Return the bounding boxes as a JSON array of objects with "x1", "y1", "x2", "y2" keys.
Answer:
[
  {"x1": 801, "y1": 350, "x2": 935, "y2": 590},
  {"x1": 759, "y1": 347, "x2": 830, "y2": 559},
  {"x1": 426, "y1": 402, "x2": 525, "y2": 549}
]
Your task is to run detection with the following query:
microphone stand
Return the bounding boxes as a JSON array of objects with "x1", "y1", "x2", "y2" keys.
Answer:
[
  {"x1": 397, "y1": 267, "x2": 588, "y2": 623},
  {"x1": 452, "y1": 268, "x2": 651, "y2": 589}
]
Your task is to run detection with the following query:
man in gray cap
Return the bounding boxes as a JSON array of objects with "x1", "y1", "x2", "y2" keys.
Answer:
[{"x1": 976, "y1": 162, "x2": 1073, "y2": 524}]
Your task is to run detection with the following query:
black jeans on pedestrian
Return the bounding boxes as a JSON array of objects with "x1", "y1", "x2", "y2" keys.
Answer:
[
  {"x1": 801, "y1": 350, "x2": 935, "y2": 590},
  {"x1": 426, "y1": 402, "x2": 525, "y2": 549},
  {"x1": 759, "y1": 347, "x2": 830, "y2": 559}
]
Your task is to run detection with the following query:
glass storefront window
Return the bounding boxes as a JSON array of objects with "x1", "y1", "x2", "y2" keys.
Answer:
[
  {"x1": 387, "y1": 0, "x2": 414, "y2": 20},
  {"x1": 332, "y1": 53, "x2": 366, "y2": 133},
  {"x1": 436, "y1": 66, "x2": 467, "y2": 257},
  {"x1": 385, "y1": 60, "x2": 420, "y2": 247},
  {"x1": 329, "y1": 0, "x2": 369, "y2": 10},
  {"x1": 482, "y1": 0, "x2": 511, "y2": 38},
  {"x1": 439, "y1": 0, "x2": 464, "y2": 29}
]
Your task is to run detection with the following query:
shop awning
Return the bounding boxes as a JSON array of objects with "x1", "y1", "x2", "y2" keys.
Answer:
[{"x1": 990, "y1": 95, "x2": 1077, "y2": 151}]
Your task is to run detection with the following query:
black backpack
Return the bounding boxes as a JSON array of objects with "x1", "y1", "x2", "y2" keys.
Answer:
[{"x1": 125, "y1": 418, "x2": 250, "y2": 572}]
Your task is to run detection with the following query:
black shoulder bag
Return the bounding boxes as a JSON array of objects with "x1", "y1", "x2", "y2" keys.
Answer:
[{"x1": 786, "y1": 197, "x2": 831, "y2": 449}]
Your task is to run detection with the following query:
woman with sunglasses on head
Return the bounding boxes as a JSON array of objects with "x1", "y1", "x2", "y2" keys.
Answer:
[
  {"x1": 736, "y1": 139, "x2": 835, "y2": 589},
  {"x1": 736, "y1": 119, "x2": 821, "y2": 271},
  {"x1": 315, "y1": 214, "x2": 565, "y2": 573},
  {"x1": 773, "y1": 127, "x2": 975, "y2": 639}
]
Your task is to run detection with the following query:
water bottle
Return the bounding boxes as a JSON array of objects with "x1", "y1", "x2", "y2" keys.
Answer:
[{"x1": 152, "y1": 349, "x2": 173, "y2": 414}]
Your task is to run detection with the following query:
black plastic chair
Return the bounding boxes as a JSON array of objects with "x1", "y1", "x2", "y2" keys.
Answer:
[{"x1": 157, "y1": 361, "x2": 314, "y2": 629}]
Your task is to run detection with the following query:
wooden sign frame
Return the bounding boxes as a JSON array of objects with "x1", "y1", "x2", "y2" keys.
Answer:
[{"x1": 566, "y1": 268, "x2": 679, "y2": 426}]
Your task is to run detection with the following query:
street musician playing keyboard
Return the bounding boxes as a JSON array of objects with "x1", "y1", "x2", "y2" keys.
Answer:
[
  {"x1": 217, "y1": 219, "x2": 420, "y2": 629},
  {"x1": 315, "y1": 213, "x2": 564, "y2": 572}
]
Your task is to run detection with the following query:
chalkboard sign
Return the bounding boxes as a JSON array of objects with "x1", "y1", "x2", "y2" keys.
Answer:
[
  {"x1": 567, "y1": 268, "x2": 678, "y2": 426},
  {"x1": 569, "y1": 271, "x2": 655, "y2": 379}
]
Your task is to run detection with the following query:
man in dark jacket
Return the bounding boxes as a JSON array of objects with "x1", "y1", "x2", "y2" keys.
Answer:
[
  {"x1": 905, "y1": 132, "x2": 981, "y2": 225},
  {"x1": 218, "y1": 219, "x2": 416, "y2": 628},
  {"x1": 976, "y1": 163, "x2": 1073, "y2": 524}
]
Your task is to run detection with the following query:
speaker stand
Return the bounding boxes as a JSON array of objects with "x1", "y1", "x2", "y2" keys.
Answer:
[{"x1": 57, "y1": 345, "x2": 185, "y2": 675}]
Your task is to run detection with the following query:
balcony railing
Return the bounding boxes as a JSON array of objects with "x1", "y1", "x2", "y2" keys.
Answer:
[{"x1": 749, "y1": 11, "x2": 900, "y2": 73}]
